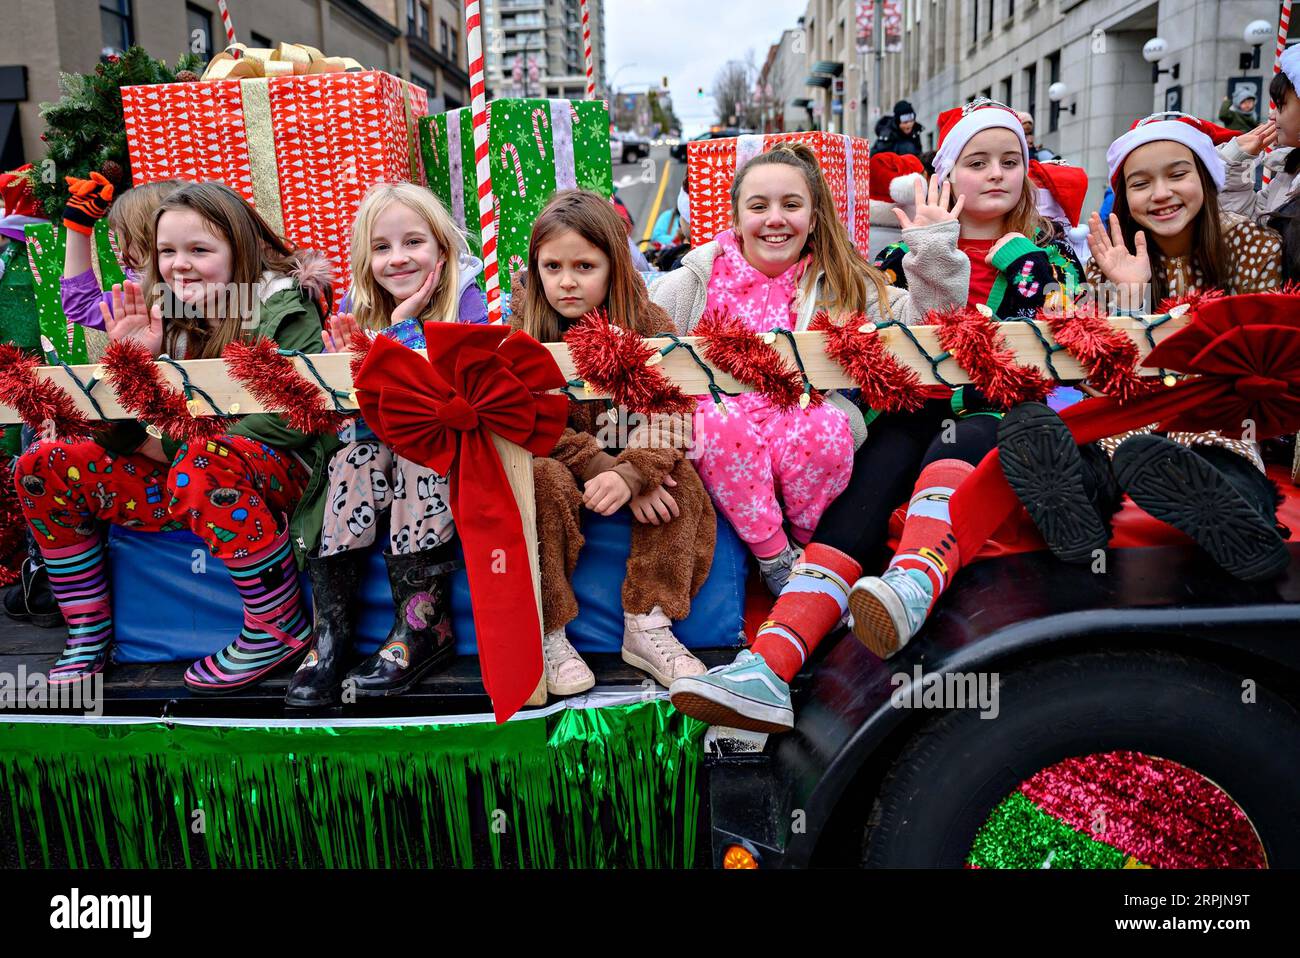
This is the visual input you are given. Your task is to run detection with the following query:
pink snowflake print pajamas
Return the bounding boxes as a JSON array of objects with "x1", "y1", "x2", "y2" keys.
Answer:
[{"x1": 691, "y1": 231, "x2": 853, "y2": 557}]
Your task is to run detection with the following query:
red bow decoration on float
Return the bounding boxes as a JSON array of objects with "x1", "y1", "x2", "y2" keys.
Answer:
[
  {"x1": 354, "y1": 323, "x2": 569, "y2": 722},
  {"x1": 951, "y1": 292, "x2": 1300, "y2": 559}
]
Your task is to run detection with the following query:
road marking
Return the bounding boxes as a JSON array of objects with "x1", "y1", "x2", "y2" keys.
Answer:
[{"x1": 641, "y1": 156, "x2": 673, "y2": 244}]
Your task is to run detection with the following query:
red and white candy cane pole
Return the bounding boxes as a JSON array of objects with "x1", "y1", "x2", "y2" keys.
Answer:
[
  {"x1": 465, "y1": 0, "x2": 501, "y2": 322},
  {"x1": 217, "y1": 0, "x2": 237, "y2": 48},
  {"x1": 1264, "y1": 0, "x2": 1293, "y2": 186},
  {"x1": 581, "y1": 0, "x2": 595, "y2": 99}
]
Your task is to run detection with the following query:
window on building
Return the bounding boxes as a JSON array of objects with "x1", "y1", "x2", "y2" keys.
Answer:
[
  {"x1": 1047, "y1": 50, "x2": 1061, "y2": 132},
  {"x1": 440, "y1": 19, "x2": 449, "y2": 55},
  {"x1": 418, "y1": 1, "x2": 430, "y2": 41},
  {"x1": 999, "y1": 75, "x2": 1012, "y2": 106},
  {"x1": 986, "y1": 0, "x2": 994, "y2": 32},
  {"x1": 981, "y1": 85, "x2": 992, "y2": 100},
  {"x1": 250, "y1": 31, "x2": 272, "y2": 49},
  {"x1": 971, "y1": 0, "x2": 978, "y2": 44},
  {"x1": 450, "y1": 29, "x2": 459, "y2": 65},
  {"x1": 186, "y1": 4, "x2": 214, "y2": 61},
  {"x1": 1008, "y1": 0, "x2": 1014, "y2": 18},
  {"x1": 101, "y1": 0, "x2": 134, "y2": 53},
  {"x1": 406, "y1": 0, "x2": 416, "y2": 35},
  {"x1": 1023, "y1": 63, "x2": 1036, "y2": 119}
]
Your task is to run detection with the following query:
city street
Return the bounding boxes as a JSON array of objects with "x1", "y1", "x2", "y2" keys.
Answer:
[{"x1": 611, "y1": 143, "x2": 685, "y2": 248}]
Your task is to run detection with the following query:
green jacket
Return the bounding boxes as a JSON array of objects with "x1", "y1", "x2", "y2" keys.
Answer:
[{"x1": 100, "y1": 280, "x2": 339, "y2": 567}]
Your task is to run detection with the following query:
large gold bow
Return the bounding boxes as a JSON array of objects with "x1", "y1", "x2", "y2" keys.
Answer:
[{"x1": 200, "y1": 42, "x2": 364, "y2": 81}]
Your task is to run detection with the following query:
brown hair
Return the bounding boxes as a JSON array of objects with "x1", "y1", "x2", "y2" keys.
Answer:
[
  {"x1": 1112, "y1": 151, "x2": 1227, "y2": 303},
  {"x1": 729, "y1": 142, "x2": 895, "y2": 321},
  {"x1": 108, "y1": 180, "x2": 184, "y2": 272},
  {"x1": 520, "y1": 189, "x2": 646, "y2": 343},
  {"x1": 144, "y1": 182, "x2": 304, "y2": 359}
]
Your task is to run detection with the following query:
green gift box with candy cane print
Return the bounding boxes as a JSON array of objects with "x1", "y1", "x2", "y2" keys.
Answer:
[
  {"x1": 419, "y1": 98, "x2": 614, "y2": 292},
  {"x1": 22, "y1": 220, "x2": 125, "y2": 365}
]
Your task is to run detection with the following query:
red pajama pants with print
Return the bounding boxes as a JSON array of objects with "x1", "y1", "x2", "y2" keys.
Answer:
[{"x1": 14, "y1": 434, "x2": 308, "y2": 560}]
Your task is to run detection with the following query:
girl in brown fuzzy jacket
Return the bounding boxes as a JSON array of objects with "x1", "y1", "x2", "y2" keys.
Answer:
[{"x1": 513, "y1": 189, "x2": 716, "y2": 695}]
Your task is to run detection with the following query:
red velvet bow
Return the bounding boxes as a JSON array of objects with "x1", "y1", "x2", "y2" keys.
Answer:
[
  {"x1": 952, "y1": 293, "x2": 1300, "y2": 560},
  {"x1": 355, "y1": 323, "x2": 569, "y2": 722}
]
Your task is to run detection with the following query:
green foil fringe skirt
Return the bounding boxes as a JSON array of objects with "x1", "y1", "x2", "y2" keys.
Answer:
[{"x1": 0, "y1": 701, "x2": 706, "y2": 868}]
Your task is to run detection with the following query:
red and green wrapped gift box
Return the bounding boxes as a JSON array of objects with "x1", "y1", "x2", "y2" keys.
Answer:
[
  {"x1": 687, "y1": 130, "x2": 870, "y2": 254},
  {"x1": 120, "y1": 70, "x2": 428, "y2": 297},
  {"x1": 419, "y1": 99, "x2": 614, "y2": 292}
]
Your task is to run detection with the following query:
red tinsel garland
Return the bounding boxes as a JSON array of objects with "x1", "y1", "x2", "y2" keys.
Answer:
[
  {"x1": 0, "y1": 457, "x2": 23, "y2": 587},
  {"x1": 224, "y1": 338, "x2": 354, "y2": 435},
  {"x1": 929, "y1": 305, "x2": 1053, "y2": 407},
  {"x1": 1040, "y1": 302, "x2": 1151, "y2": 404},
  {"x1": 348, "y1": 328, "x2": 373, "y2": 382},
  {"x1": 809, "y1": 311, "x2": 926, "y2": 413},
  {"x1": 1156, "y1": 286, "x2": 1224, "y2": 314},
  {"x1": 0, "y1": 345, "x2": 92, "y2": 440},
  {"x1": 563, "y1": 312, "x2": 694, "y2": 415},
  {"x1": 694, "y1": 309, "x2": 819, "y2": 410},
  {"x1": 101, "y1": 339, "x2": 224, "y2": 445}
]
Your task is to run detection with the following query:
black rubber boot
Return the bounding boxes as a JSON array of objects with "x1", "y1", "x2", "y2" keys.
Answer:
[
  {"x1": 344, "y1": 545, "x2": 459, "y2": 698},
  {"x1": 1113, "y1": 434, "x2": 1289, "y2": 581},
  {"x1": 285, "y1": 549, "x2": 368, "y2": 708},
  {"x1": 3, "y1": 557, "x2": 62, "y2": 628},
  {"x1": 998, "y1": 402, "x2": 1111, "y2": 563}
]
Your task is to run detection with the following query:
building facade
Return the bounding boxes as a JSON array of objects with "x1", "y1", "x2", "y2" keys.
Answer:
[
  {"x1": 482, "y1": 0, "x2": 606, "y2": 101},
  {"x1": 0, "y1": 0, "x2": 471, "y2": 169},
  {"x1": 870, "y1": 0, "x2": 1289, "y2": 216}
]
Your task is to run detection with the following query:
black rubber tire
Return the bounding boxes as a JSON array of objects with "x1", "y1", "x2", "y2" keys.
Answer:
[{"x1": 862, "y1": 649, "x2": 1300, "y2": 867}]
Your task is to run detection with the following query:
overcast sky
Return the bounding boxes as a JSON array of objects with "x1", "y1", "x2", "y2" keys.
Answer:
[{"x1": 605, "y1": 0, "x2": 810, "y2": 135}]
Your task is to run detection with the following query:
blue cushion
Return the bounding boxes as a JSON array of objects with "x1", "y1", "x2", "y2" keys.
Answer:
[{"x1": 109, "y1": 510, "x2": 748, "y2": 663}]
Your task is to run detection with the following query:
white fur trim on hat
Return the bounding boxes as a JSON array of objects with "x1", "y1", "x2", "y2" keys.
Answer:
[
  {"x1": 934, "y1": 109, "x2": 1029, "y2": 182},
  {"x1": 1106, "y1": 119, "x2": 1225, "y2": 190},
  {"x1": 1282, "y1": 44, "x2": 1300, "y2": 95},
  {"x1": 889, "y1": 171, "x2": 927, "y2": 205},
  {"x1": 1036, "y1": 186, "x2": 1069, "y2": 225}
]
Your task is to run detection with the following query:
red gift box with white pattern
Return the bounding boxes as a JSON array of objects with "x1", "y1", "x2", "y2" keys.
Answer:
[
  {"x1": 687, "y1": 131, "x2": 870, "y2": 254},
  {"x1": 121, "y1": 71, "x2": 428, "y2": 297}
]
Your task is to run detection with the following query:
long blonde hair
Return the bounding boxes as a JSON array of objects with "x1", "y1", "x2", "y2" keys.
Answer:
[
  {"x1": 348, "y1": 182, "x2": 464, "y2": 330},
  {"x1": 730, "y1": 142, "x2": 894, "y2": 320}
]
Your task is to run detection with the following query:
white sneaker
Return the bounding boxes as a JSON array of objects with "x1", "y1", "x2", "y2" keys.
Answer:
[
  {"x1": 542, "y1": 626, "x2": 595, "y2": 696},
  {"x1": 621, "y1": 606, "x2": 706, "y2": 688}
]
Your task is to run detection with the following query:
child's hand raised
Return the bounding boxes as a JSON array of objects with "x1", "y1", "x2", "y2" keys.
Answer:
[
  {"x1": 389, "y1": 259, "x2": 446, "y2": 324},
  {"x1": 630, "y1": 474, "x2": 679, "y2": 526},
  {"x1": 895, "y1": 174, "x2": 965, "y2": 230},
  {"x1": 100, "y1": 280, "x2": 163, "y2": 356},
  {"x1": 1235, "y1": 120, "x2": 1278, "y2": 157},
  {"x1": 1086, "y1": 211, "x2": 1151, "y2": 288},
  {"x1": 583, "y1": 470, "x2": 633, "y2": 516},
  {"x1": 322, "y1": 312, "x2": 365, "y2": 352}
]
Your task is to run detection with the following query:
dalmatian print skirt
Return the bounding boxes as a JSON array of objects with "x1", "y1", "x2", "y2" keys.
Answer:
[{"x1": 319, "y1": 440, "x2": 455, "y2": 556}]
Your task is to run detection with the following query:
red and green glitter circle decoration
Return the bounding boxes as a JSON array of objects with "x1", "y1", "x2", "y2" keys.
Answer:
[{"x1": 967, "y1": 751, "x2": 1266, "y2": 869}]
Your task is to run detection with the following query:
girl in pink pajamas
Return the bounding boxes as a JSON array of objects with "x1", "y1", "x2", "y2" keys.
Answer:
[{"x1": 651, "y1": 143, "x2": 967, "y2": 592}]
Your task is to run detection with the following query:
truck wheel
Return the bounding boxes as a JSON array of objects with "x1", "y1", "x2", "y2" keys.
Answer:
[{"x1": 863, "y1": 649, "x2": 1300, "y2": 868}]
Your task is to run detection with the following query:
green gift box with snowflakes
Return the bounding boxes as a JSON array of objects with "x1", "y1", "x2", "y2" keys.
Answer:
[
  {"x1": 419, "y1": 98, "x2": 614, "y2": 291},
  {"x1": 22, "y1": 220, "x2": 125, "y2": 365}
]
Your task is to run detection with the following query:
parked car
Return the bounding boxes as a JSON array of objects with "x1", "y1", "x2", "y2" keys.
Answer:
[
  {"x1": 670, "y1": 128, "x2": 752, "y2": 163},
  {"x1": 611, "y1": 131, "x2": 651, "y2": 164}
]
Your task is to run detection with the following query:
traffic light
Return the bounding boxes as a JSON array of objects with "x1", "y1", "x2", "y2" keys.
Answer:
[{"x1": 663, "y1": 76, "x2": 669, "y2": 89}]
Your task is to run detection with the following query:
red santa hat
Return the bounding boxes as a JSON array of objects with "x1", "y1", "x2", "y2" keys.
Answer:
[
  {"x1": 0, "y1": 164, "x2": 46, "y2": 242},
  {"x1": 1106, "y1": 112, "x2": 1236, "y2": 190},
  {"x1": 1029, "y1": 159, "x2": 1087, "y2": 227},
  {"x1": 869, "y1": 152, "x2": 927, "y2": 204},
  {"x1": 933, "y1": 99, "x2": 1029, "y2": 182}
]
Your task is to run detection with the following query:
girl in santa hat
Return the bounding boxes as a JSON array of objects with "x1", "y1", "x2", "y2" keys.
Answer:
[
  {"x1": 998, "y1": 112, "x2": 1288, "y2": 587},
  {"x1": 669, "y1": 105, "x2": 1085, "y2": 732}
]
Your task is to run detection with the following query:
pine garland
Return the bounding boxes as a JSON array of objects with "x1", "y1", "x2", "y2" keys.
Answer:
[{"x1": 32, "y1": 47, "x2": 203, "y2": 218}]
